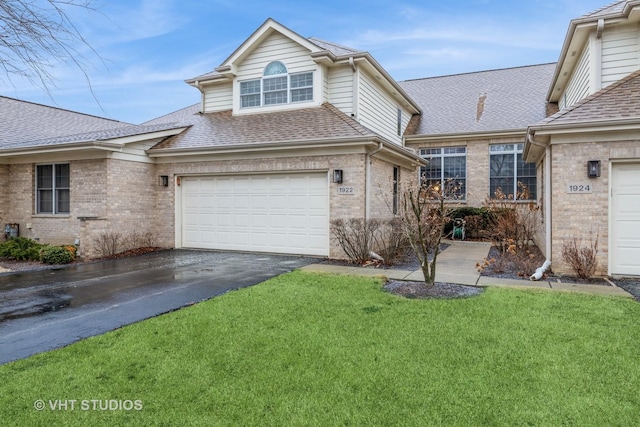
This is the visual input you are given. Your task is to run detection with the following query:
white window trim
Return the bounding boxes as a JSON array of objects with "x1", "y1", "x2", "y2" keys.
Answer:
[
  {"x1": 239, "y1": 71, "x2": 314, "y2": 110},
  {"x1": 489, "y1": 143, "x2": 536, "y2": 200},
  {"x1": 36, "y1": 163, "x2": 70, "y2": 215},
  {"x1": 419, "y1": 147, "x2": 467, "y2": 200}
]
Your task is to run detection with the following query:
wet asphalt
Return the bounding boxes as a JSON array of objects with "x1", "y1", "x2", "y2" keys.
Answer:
[{"x1": 0, "y1": 250, "x2": 315, "y2": 365}]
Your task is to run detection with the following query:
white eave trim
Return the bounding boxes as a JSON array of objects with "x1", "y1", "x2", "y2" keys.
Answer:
[
  {"x1": 0, "y1": 127, "x2": 188, "y2": 157},
  {"x1": 405, "y1": 128, "x2": 526, "y2": 143},
  {"x1": 147, "y1": 136, "x2": 426, "y2": 164},
  {"x1": 528, "y1": 116, "x2": 640, "y2": 135}
]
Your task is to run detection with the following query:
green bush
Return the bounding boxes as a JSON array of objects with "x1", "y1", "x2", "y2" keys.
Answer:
[
  {"x1": 445, "y1": 207, "x2": 490, "y2": 236},
  {"x1": 40, "y1": 245, "x2": 75, "y2": 265},
  {"x1": 0, "y1": 237, "x2": 43, "y2": 261}
]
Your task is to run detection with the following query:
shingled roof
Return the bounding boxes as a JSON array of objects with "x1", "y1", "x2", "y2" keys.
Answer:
[
  {"x1": 149, "y1": 102, "x2": 379, "y2": 151},
  {"x1": 534, "y1": 69, "x2": 640, "y2": 128},
  {"x1": 0, "y1": 96, "x2": 128, "y2": 148},
  {"x1": 580, "y1": 1, "x2": 627, "y2": 19},
  {"x1": 399, "y1": 63, "x2": 556, "y2": 136}
]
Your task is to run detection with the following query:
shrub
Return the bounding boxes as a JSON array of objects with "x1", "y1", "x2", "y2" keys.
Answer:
[
  {"x1": 330, "y1": 218, "x2": 383, "y2": 264},
  {"x1": 40, "y1": 245, "x2": 75, "y2": 264},
  {"x1": 122, "y1": 231, "x2": 157, "y2": 251},
  {"x1": 562, "y1": 234, "x2": 599, "y2": 280},
  {"x1": 0, "y1": 237, "x2": 43, "y2": 261},
  {"x1": 483, "y1": 184, "x2": 539, "y2": 252},
  {"x1": 92, "y1": 232, "x2": 123, "y2": 258},
  {"x1": 377, "y1": 218, "x2": 410, "y2": 265}
]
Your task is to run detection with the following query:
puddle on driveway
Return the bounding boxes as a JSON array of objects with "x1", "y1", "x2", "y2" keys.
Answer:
[{"x1": 0, "y1": 290, "x2": 72, "y2": 321}]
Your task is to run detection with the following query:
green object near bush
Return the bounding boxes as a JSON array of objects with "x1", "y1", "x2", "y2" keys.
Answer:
[
  {"x1": 39, "y1": 245, "x2": 75, "y2": 265},
  {"x1": 0, "y1": 237, "x2": 43, "y2": 261}
]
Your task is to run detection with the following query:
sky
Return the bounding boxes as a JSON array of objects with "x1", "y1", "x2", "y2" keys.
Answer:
[{"x1": 0, "y1": 0, "x2": 613, "y2": 124}]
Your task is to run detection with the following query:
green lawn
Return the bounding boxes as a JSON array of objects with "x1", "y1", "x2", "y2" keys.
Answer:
[{"x1": 1, "y1": 271, "x2": 639, "y2": 426}]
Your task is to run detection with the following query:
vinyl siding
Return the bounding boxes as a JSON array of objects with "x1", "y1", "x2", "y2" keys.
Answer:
[
  {"x1": 234, "y1": 32, "x2": 319, "y2": 114},
  {"x1": 203, "y1": 83, "x2": 233, "y2": 113},
  {"x1": 601, "y1": 24, "x2": 640, "y2": 88},
  {"x1": 358, "y1": 70, "x2": 409, "y2": 145},
  {"x1": 327, "y1": 66, "x2": 354, "y2": 115},
  {"x1": 561, "y1": 42, "x2": 591, "y2": 109}
]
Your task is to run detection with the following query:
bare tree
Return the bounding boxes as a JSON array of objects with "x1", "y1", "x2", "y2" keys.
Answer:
[
  {"x1": 398, "y1": 181, "x2": 457, "y2": 287},
  {"x1": 0, "y1": 0, "x2": 101, "y2": 95}
]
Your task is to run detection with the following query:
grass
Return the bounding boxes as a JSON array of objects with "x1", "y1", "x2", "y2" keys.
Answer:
[{"x1": 1, "y1": 270, "x2": 639, "y2": 426}]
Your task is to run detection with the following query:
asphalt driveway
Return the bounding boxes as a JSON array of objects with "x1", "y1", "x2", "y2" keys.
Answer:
[{"x1": 0, "y1": 250, "x2": 315, "y2": 364}]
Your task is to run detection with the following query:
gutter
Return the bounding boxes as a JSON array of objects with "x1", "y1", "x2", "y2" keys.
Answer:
[
  {"x1": 404, "y1": 128, "x2": 526, "y2": 143},
  {"x1": 526, "y1": 131, "x2": 552, "y2": 269}
]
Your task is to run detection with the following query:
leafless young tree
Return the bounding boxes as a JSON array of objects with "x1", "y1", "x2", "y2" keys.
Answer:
[
  {"x1": 398, "y1": 181, "x2": 458, "y2": 287},
  {"x1": 0, "y1": 0, "x2": 100, "y2": 94}
]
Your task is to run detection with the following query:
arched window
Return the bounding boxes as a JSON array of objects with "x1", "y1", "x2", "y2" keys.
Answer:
[
  {"x1": 264, "y1": 61, "x2": 287, "y2": 76},
  {"x1": 263, "y1": 62, "x2": 288, "y2": 105},
  {"x1": 240, "y1": 61, "x2": 314, "y2": 108}
]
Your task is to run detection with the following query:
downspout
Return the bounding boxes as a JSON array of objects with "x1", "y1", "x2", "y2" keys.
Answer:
[
  {"x1": 527, "y1": 132, "x2": 552, "y2": 280},
  {"x1": 194, "y1": 80, "x2": 205, "y2": 113},
  {"x1": 349, "y1": 57, "x2": 359, "y2": 119},
  {"x1": 365, "y1": 142, "x2": 384, "y2": 220}
]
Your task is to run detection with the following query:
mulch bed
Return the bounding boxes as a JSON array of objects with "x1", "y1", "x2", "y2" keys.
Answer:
[{"x1": 384, "y1": 280, "x2": 484, "y2": 299}]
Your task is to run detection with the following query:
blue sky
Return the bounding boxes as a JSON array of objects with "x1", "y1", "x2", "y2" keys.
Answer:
[{"x1": 1, "y1": 0, "x2": 611, "y2": 124}]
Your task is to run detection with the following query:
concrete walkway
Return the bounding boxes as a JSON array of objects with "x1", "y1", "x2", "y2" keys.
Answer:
[{"x1": 302, "y1": 240, "x2": 635, "y2": 299}]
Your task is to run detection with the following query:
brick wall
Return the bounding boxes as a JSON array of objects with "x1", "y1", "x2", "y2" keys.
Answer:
[
  {"x1": 0, "y1": 165, "x2": 8, "y2": 226},
  {"x1": 155, "y1": 153, "x2": 369, "y2": 259},
  {"x1": 548, "y1": 141, "x2": 640, "y2": 276}
]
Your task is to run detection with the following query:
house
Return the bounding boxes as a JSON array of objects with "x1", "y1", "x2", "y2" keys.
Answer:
[
  {"x1": 0, "y1": 2, "x2": 638, "y2": 277},
  {"x1": 524, "y1": 0, "x2": 640, "y2": 276},
  {"x1": 0, "y1": 19, "x2": 425, "y2": 259}
]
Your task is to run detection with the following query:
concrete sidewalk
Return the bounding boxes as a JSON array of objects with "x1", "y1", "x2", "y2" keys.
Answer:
[{"x1": 301, "y1": 240, "x2": 635, "y2": 299}]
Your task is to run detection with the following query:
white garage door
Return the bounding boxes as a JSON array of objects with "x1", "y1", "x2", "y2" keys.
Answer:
[
  {"x1": 181, "y1": 173, "x2": 329, "y2": 256},
  {"x1": 611, "y1": 163, "x2": 640, "y2": 276}
]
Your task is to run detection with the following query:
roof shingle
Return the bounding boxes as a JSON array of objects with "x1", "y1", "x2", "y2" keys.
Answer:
[
  {"x1": 536, "y1": 69, "x2": 640, "y2": 127},
  {"x1": 0, "y1": 96, "x2": 128, "y2": 148},
  {"x1": 150, "y1": 102, "x2": 378, "y2": 151},
  {"x1": 399, "y1": 63, "x2": 556, "y2": 136}
]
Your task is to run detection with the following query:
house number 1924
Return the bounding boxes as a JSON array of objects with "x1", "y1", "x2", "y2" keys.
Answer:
[{"x1": 566, "y1": 184, "x2": 592, "y2": 194}]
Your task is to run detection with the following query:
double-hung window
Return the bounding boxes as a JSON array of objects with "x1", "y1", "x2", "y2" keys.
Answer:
[
  {"x1": 489, "y1": 143, "x2": 536, "y2": 200},
  {"x1": 240, "y1": 61, "x2": 313, "y2": 108},
  {"x1": 37, "y1": 164, "x2": 70, "y2": 214},
  {"x1": 419, "y1": 147, "x2": 466, "y2": 199}
]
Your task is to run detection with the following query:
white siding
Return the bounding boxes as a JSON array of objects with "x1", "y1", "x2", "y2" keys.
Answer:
[
  {"x1": 358, "y1": 70, "x2": 409, "y2": 145},
  {"x1": 327, "y1": 66, "x2": 354, "y2": 115},
  {"x1": 233, "y1": 32, "x2": 320, "y2": 114},
  {"x1": 203, "y1": 83, "x2": 233, "y2": 113},
  {"x1": 561, "y1": 43, "x2": 591, "y2": 109},
  {"x1": 601, "y1": 24, "x2": 640, "y2": 88}
]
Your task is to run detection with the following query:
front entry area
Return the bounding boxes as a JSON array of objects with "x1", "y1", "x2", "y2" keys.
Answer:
[{"x1": 180, "y1": 173, "x2": 329, "y2": 256}]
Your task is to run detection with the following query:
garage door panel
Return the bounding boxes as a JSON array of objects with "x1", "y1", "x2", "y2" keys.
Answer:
[
  {"x1": 181, "y1": 173, "x2": 329, "y2": 256},
  {"x1": 612, "y1": 163, "x2": 640, "y2": 275}
]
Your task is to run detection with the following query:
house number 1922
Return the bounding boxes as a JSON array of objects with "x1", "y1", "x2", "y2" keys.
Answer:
[{"x1": 338, "y1": 186, "x2": 355, "y2": 195}]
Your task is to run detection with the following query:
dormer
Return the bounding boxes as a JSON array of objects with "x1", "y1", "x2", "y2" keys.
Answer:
[
  {"x1": 184, "y1": 18, "x2": 420, "y2": 145},
  {"x1": 550, "y1": 0, "x2": 640, "y2": 109}
]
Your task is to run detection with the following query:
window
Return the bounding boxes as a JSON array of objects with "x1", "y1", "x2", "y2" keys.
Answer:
[
  {"x1": 419, "y1": 147, "x2": 466, "y2": 199},
  {"x1": 240, "y1": 80, "x2": 261, "y2": 108},
  {"x1": 489, "y1": 143, "x2": 536, "y2": 200},
  {"x1": 240, "y1": 61, "x2": 313, "y2": 108},
  {"x1": 37, "y1": 164, "x2": 70, "y2": 214}
]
